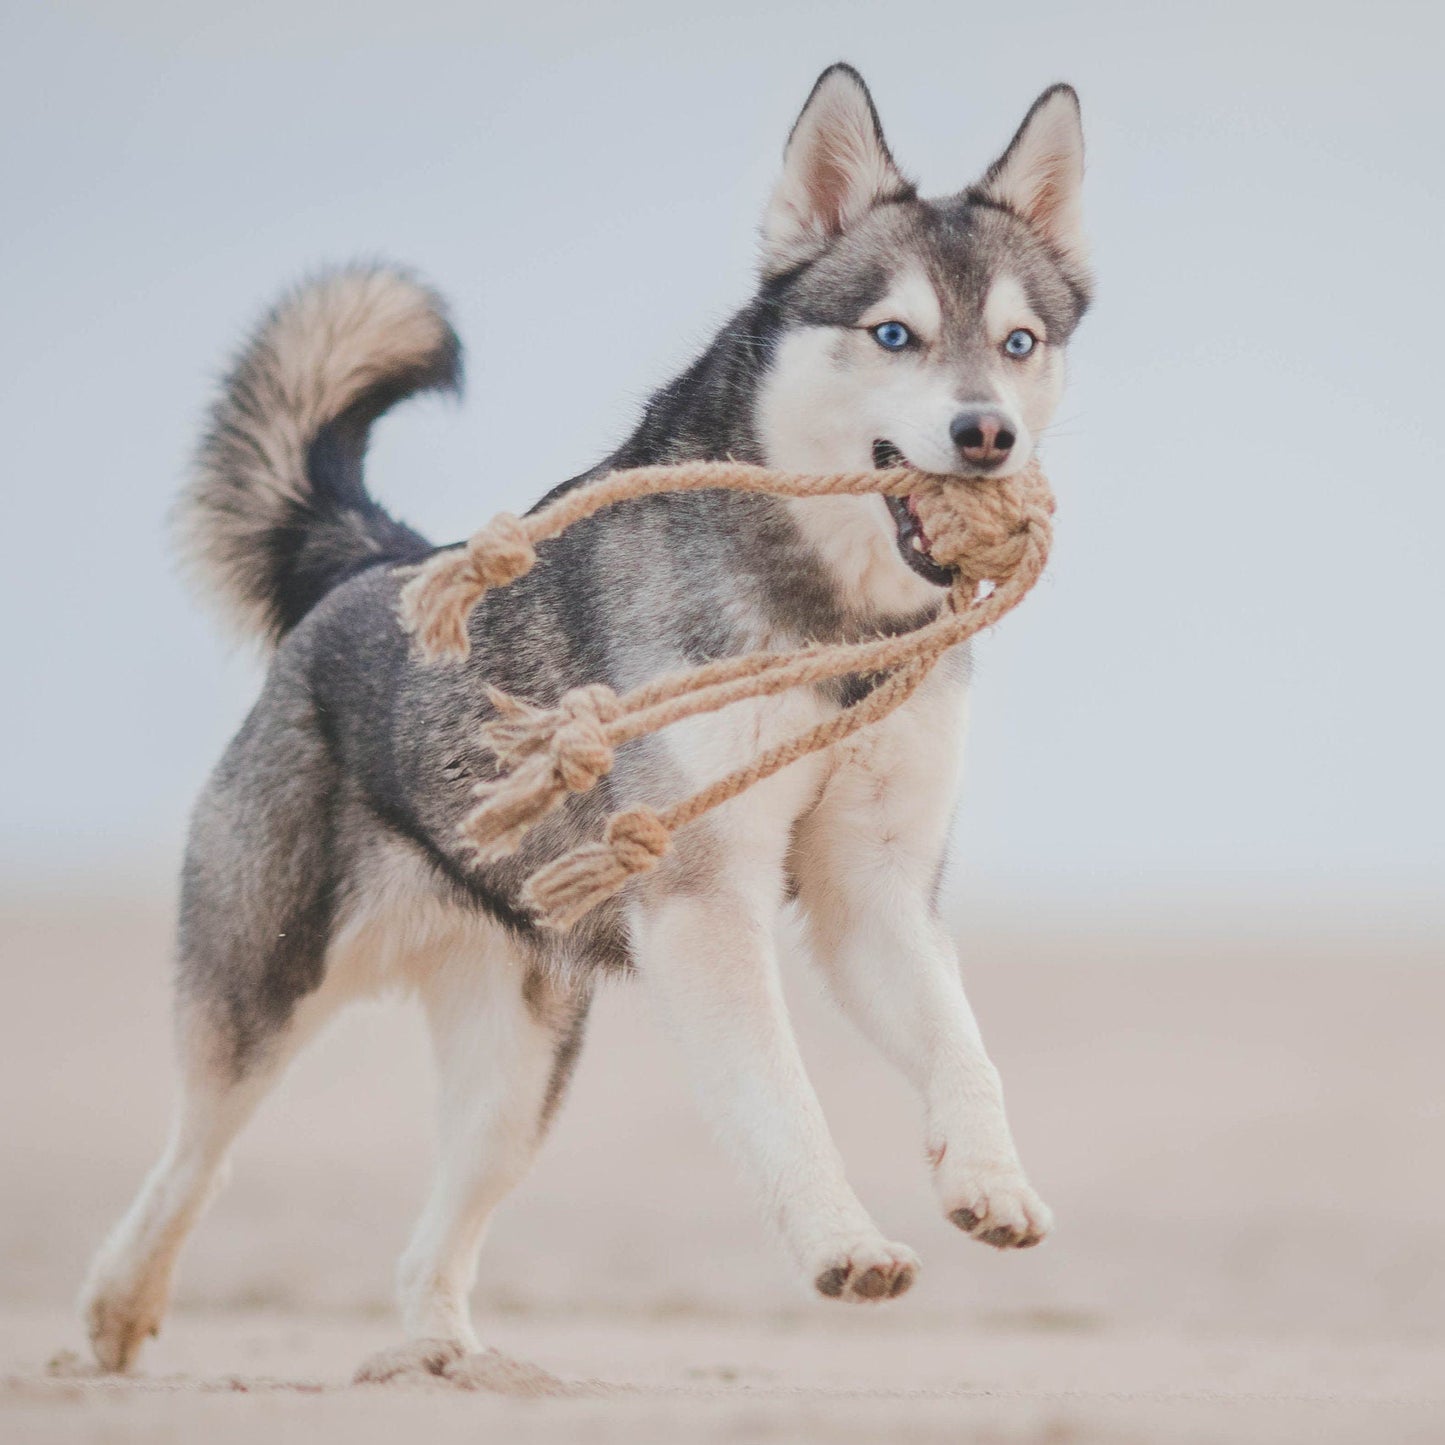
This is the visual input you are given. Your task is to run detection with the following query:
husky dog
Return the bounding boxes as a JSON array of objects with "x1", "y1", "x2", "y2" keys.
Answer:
[{"x1": 82, "y1": 64, "x2": 1090, "y2": 1377}]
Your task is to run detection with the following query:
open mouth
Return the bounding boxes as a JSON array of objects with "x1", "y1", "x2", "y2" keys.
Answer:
[{"x1": 873, "y1": 439, "x2": 955, "y2": 587}]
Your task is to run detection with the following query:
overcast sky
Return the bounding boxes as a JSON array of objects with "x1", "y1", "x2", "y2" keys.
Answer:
[{"x1": 2, "y1": 1, "x2": 1441, "y2": 916}]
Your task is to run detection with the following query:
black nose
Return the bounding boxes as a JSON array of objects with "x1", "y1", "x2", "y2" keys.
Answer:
[{"x1": 950, "y1": 408, "x2": 1016, "y2": 469}]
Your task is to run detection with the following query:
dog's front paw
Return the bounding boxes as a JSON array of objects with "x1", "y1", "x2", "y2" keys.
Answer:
[
  {"x1": 812, "y1": 1238, "x2": 919, "y2": 1302},
  {"x1": 945, "y1": 1169, "x2": 1053, "y2": 1249}
]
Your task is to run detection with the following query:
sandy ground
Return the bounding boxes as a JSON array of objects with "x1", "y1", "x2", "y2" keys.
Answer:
[{"x1": 3, "y1": 895, "x2": 1442, "y2": 1442}]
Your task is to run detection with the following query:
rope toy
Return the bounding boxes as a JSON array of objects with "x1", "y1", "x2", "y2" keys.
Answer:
[{"x1": 398, "y1": 460, "x2": 1054, "y2": 928}]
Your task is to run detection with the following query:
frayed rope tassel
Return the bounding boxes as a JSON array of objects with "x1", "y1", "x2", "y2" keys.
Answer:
[
  {"x1": 520, "y1": 807, "x2": 672, "y2": 928},
  {"x1": 399, "y1": 513, "x2": 535, "y2": 660},
  {"x1": 461, "y1": 685, "x2": 622, "y2": 862}
]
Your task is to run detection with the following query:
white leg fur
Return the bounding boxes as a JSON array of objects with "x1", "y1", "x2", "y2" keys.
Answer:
[
  {"x1": 392, "y1": 937, "x2": 574, "y2": 1351},
  {"x1": 793, "y1": 670, "x2": 1052, "y2": 1249},
  {"x1": 80, "y1": 983, "x2": 349, "y2": 1372},
  {"x1": 630, "y1": 772, "x2": 918, "y2": 1303}
]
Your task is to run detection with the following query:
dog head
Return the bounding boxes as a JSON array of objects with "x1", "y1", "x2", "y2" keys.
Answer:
[{"x1": 753, "y1": 65, "x2": 1091, "y2": 611}]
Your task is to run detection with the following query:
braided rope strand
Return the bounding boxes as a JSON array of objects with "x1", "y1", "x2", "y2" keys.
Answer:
[
  {"x1": 395, "y1": 459, "x2": 1057, "y2": 928},
  {"x1": 521, "y1": 655, "x2": 937, "y2": 927}
]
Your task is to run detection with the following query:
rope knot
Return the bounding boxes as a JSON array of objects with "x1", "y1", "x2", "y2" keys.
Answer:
[
  {"x1": 522, "y1": 806, "x2": 672, "y2": 929},
  {"x1": 549, "y1": 685, "x2": 623, "y2": 791},
  {"x1": 603, "y1": 806, "x2": 672, "y2": 870},
  {"x1": 399, "y1": 512, "x2": 537, "y2": 661},
  {"x1": 480, "y1": 683, "x2": 621, "y2": 773},
  {"x1": 460, "y1": 683, "x2": 622, "y2": 862},
  {"x1": 461, "y1": 512, "x2": 536, "y2": 589}
]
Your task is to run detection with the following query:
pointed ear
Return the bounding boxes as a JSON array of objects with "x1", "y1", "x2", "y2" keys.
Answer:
[
  {"x1": 980, "y1": 84, "x2": 1089, "y2": 290},
  {"x1": 760, "y1": 64, "x2": 913, "y2": 278}
]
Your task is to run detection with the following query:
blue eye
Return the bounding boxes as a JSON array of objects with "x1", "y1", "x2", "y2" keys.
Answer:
[
  {"x1": 1004, "y1": 328, "x2": 1037, "y2": 358},
  {"x1": 872, "y1": 321, "x2": 912, "y2": 351}
]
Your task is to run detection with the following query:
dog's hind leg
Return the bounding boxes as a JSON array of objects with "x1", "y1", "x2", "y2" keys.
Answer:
[
  {"x1": 80, "y1": 976, "x2": 347, "y2": 1372},
  {"x1": 82, "y1": 719, "x2": 355, "y2": 1373},
  {"x1": 355, "y1": 929, "x2": 589, "y2": 1383}
]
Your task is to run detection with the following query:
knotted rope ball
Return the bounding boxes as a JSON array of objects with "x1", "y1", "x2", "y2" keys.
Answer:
[{"x1": 398, "y1": 460, "x2": 1055, "y2": 927}]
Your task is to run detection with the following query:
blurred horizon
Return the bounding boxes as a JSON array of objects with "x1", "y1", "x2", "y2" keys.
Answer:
[
  {"x1": 2, "y1": 1, "x2": 1442, "y2": 920},
  {"x1": 6, "y1": 869, "x2": 1440, "y2": 943}
]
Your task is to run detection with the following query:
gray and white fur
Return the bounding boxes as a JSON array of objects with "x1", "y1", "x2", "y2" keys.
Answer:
[{"x1": 82, "y1": 65, "x2": 1091, "y2": 1376}]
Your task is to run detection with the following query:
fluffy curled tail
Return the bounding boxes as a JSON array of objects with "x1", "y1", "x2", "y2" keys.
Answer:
[{"x1": 178, "y1": 265, "x2": 462, "y2": 645}]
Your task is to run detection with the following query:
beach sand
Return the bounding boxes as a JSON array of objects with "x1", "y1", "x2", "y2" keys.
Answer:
[{"x1": 3, "y1": 895, "x2": 1441, "y2": 1441}]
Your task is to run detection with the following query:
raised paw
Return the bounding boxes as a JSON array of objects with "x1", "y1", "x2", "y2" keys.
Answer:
[
  {"x1": 946, "y1": 1170, "x2": 1053, "y2": 1249},
  {"x1": 353, "y1": 1337, "x2": 465, "y2": 1385},
  {"x1": 813, "y1": 1239, "x2": 919, "y2": 1303}
]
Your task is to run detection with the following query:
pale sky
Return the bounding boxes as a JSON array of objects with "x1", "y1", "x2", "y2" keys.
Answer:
[{"x1": 2, "y1": 1, "x2": 1441, "y2": 914}]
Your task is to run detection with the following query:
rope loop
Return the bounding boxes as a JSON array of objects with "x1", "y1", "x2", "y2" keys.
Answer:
[{"x1": 400, "y1": 458, "x2": 1059, "y2": 926}]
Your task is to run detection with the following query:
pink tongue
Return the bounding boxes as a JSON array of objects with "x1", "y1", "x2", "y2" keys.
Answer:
[{"x1": 906, "y1": 496, "x2": 932, "y2": 551}]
